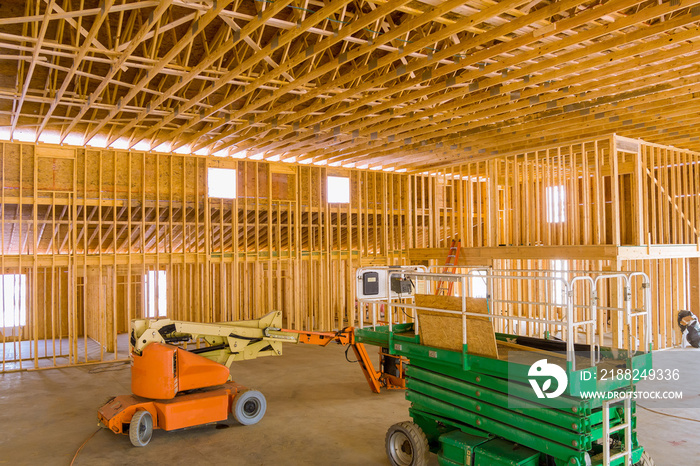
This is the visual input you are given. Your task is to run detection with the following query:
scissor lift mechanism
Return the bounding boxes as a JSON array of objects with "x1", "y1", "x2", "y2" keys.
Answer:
[{"x1": 354, "y1": 266, "x2": 655, "y2": 466}]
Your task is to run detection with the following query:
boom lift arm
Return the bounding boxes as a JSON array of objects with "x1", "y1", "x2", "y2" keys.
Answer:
[
  {"x1": 131, "y1": 310, "x2": 296, "y2": 367},
  {"x1": 132, "y1": 312, "x2": 404, "y2": 394},
  {"x1": 283, "y1": 327, "x2": 406, "y2": 394}
]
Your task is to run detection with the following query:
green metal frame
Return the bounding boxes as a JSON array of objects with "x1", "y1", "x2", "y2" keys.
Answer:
[{"x1": 356, "y1": 324, "x2": 649, "y2": 466}]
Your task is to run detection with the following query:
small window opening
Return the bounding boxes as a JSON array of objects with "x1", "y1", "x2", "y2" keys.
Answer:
[
  {"x1": 470, "y1": 270, "x2": 488, "y2": 298},
  {"x1": 327, "y1": 176, "x2": 350, "y2": 203},
  {"x1": 546, "y1": 185, "x2": 565, "y2": 223},
  {"x1": 1, "y1": 274, "x2": 26, "y2": 327},
  {"x1": 208, "y1": 167, "x2": 237, "y2": 199},
  {"x1": 145, "y1": 270, "x2": 167, "y2": 318}
]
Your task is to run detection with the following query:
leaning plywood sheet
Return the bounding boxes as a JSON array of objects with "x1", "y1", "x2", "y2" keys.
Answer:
[{"x1": 415, "y1": 295, "x2": 498, "y2": 359}]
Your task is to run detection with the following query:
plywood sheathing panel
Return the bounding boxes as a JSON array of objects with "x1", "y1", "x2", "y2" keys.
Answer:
[{"x1": 415, "y1": 294, "x2": 498, "y2": 359}]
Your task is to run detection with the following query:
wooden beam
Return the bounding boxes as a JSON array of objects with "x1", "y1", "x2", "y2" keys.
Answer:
[
  {"x1": 82, "y1": 0, "x2": 234, "y2": 144},
  {"x1": 106, "y1": 0, "x2": 297, "y2": 147},
  {"x1": 35, "y1": 0, "x2": 116, "y2": 140},
  {"x1": 10, "y1": 0, "x2": 56, "y2": 138},
  {"x1": 58, "y1": 0, "x2": 174, "y2": 143}
]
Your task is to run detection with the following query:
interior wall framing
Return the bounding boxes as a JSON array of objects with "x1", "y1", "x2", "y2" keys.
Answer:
[
  {"x1": 0, "y1": 142, "x2": 441, "y2": 372},
  {"x1": 1, "y1": 133, "x2": 698, "y2": 372},
  {"x1": 415, "y1": 134, "x2": 700, "y2": 352}
]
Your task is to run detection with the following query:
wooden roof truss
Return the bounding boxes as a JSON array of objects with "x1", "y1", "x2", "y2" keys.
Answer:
[{"x1": 0, "y1": 0, "x2": 699, "y2": 170}]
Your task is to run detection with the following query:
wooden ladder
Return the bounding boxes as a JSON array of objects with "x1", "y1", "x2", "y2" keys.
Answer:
[{"x1": 435, "y1": 239, "x2": 461, "y2": 296}]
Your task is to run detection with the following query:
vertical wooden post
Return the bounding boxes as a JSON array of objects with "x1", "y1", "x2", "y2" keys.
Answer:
[
  {"x1": 32, "y1": 145, "x2": 38, "y2": 368},
  {"x1": 488, "y1": 160, "x2": 498, "y2": 247},
  {"x1": 610, "y1": 136, "x2": 621, "y2": 246},
  {"x1": 689, "y1": 258, "x2": 700, "y2": 314},
  {"x1": 631, "y1": 141, "x2": 644, "y2": 245}
]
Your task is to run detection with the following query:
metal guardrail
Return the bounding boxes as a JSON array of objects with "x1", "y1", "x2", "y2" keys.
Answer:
[{"x1": 357, "y1": 266, "x2": 651, "y2": 370}]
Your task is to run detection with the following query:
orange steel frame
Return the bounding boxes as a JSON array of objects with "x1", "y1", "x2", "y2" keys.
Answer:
[{"x1": 282, "y1": 328, "x2": 406, "y2": 393}]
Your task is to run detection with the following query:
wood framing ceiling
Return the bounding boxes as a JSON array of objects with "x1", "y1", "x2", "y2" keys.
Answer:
[{"x1": 1, "y1": 0, "x2": 700, "y2": 170}]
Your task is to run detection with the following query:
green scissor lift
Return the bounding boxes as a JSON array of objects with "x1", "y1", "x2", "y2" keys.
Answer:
[
  {"x1": 356, "y1": 324, "x2": 654, "y2": 466},
  {"x1": 354, "y1": 267, "x2": 655, "y2": 466}
]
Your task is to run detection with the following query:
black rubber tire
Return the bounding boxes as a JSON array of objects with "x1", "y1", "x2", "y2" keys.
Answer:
[
  {"x1": 233, "y1": 389, "x2": 267, "y2": 426},
  {"x1": 129, "y1": 410, "x2": 153, "y2": 447},
  {"x1": 385, "y1": 421, "x2": 430, "y2": 466},
  {"x1": 635, "y1": 451, "x2": 655, "y2": 466}
]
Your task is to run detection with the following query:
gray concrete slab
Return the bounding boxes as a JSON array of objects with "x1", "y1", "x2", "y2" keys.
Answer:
[{"x1": 0, "y1": 342, "x2": 697, "y2": 465}]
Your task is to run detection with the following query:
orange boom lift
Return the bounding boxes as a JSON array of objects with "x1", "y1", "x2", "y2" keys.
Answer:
[{"x1": 98, "y1": 311, "x2": 404, "y2": 446}]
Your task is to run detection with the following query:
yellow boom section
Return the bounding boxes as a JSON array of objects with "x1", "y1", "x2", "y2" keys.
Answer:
[{"x1": 130, "y1": 311, "x2": 299, "y2": 369}]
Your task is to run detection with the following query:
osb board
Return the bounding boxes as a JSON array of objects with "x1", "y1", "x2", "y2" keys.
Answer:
[
  {"x1": 37, "y1": 157, "x2": 74, "y2": 192},
  {"x1": 272, "y1": 172, "x2": 296, "y2": 201},
  {"x1": 415, "y1": 294, "x2": 498, "y2": 359}
]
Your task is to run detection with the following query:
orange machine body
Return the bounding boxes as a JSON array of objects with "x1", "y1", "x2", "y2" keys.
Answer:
[
  {"x1": 98, "y1": 381, "x2": 246, "y2": 434},
  {"x1": 131, "y1": 342, "x2": 230, "y2": 399},
  {"x1": 101, "y1": 342, "x2": 243, "y2": 435},
  {"x1": 100, "y1": 317, "x2": 404, "y2": 446}
]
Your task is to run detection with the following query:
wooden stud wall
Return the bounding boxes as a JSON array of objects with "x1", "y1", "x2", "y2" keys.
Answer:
[
  {"x1": 417, "y1": 134, "x2": 700, "y2": 352},
  {"x1": 641, "y1": 141, "x2": 700, "y2": 245},
  {"x1": 0, "y1": 143, "x2": 421, "y2": 371},
  {"x1": 1, "y1": 134, "x2": 697, "y2": 371},
  {"x1": 428, "y1": 137, "x2": 620, "y2": 248},
  {"x1": 430, "y1": 135, "x2": 700, "y2": 249}
]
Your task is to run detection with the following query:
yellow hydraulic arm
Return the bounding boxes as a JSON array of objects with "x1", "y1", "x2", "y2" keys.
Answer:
[{"x1": 130, "y1": 311, "x2": 297, "y2": 368}]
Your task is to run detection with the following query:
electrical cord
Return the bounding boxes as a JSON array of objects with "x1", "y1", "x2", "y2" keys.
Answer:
[
  {"x1": 637, "y1": 404, "x2": 700, "y2": 423},
  {"x1": 397, "y1": 279, "x2": 415, "y2": 320},
  {"x1": 70, "y1": 428, "x2": 101, "y2": 466},
  {"x1": 344, "y1": 345, "x2": 358, "y2": 363}
]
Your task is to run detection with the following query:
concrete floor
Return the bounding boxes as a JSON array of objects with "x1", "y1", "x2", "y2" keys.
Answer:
[{"x1": 0, "y1": 343, "x2": 698, "y2": 466}]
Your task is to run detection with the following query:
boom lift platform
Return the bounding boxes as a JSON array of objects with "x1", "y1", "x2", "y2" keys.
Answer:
[
  {"x1": 354, "y1": 265, "x2": 656, "y2": 466},
  {"x1": 98, "y1": 310, "x2": 404, "y2": 446}
]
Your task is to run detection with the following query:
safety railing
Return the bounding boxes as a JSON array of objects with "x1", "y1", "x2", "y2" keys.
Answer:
[{"x1": 356, "y1": 266, "x2": 651, "y2": 371}]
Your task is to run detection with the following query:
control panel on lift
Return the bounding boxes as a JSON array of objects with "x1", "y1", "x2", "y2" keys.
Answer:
[{"x1": 355, "y1": 266, "x2": 423, "y2": 300}]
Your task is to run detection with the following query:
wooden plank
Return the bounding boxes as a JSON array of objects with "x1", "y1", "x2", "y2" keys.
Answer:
[{"x1": 415, "y1": 294, "x2": 498, "y2": 359}]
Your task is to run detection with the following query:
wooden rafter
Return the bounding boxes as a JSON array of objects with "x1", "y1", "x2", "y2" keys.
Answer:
[
  {"x1": 82, "y1": 0, "x2": 235, "y2": 144},
  {"x1": 0, "y1": 0, "x2": 699, "y2": 169},
  {"x1": 227, "y1": 0, "x2": 680, "y2": 160},
  {"x1": 34, "y1": 0, "x2": 116, "y2": 141},
  {"x1": 10, "y1": 0, "x2": 56, "y2": 138}
]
